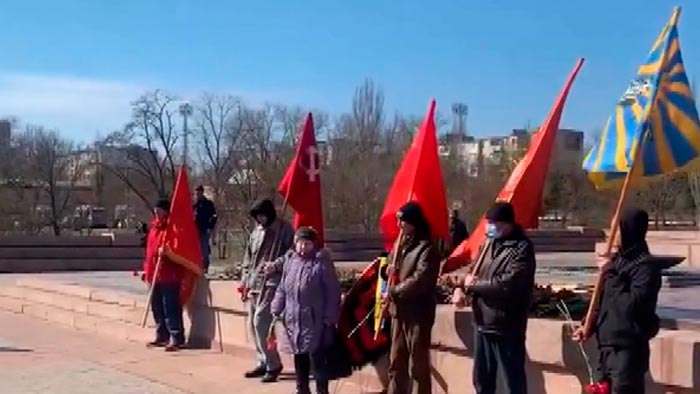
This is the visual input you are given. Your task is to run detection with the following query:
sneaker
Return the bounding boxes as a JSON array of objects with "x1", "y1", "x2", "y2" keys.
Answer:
[
  {"x1": 261, "y1": 367, "x2": 283, "y2": 383},
  {"x1": 244, "y1": 366, "x2": 266, "y2": 378}
]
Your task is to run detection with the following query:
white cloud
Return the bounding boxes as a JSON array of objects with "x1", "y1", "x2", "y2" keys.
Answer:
[{"x1": 0, "y1": 72, "x2": 146, "y2": 141}]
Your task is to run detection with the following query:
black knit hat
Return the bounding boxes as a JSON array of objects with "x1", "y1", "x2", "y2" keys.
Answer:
[
  {"x1": 485, "y1": 201, "x2": 515, "y2": 223},
  {"x1": 155, "y1": 198, "x2": 171, "y2": 212},
  {"x1": 295, "y1": 226, "x2": 318, "y2": 242},
  {"x1": 396, "y1": 202, "x2": 422, "y2": 225}
]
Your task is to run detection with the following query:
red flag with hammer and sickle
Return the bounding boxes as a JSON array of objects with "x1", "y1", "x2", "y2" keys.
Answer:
[{"x1": 278, "y1": 113, "x2": 325, "y2": 244}]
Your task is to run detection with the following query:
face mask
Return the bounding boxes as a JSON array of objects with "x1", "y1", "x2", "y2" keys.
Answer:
[{"x1": 486, "y1": 223, "x2": 499, "y2": 239}]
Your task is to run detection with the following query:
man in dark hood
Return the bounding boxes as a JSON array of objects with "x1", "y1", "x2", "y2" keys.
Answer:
[
  {"x1": 449, "y1": 209, "x2": 469, "y2": 251},
  {"x1": 239, "y1": 198, "x2": 295, "y2": 383},
  {"x1": 454, "y1": 201, "x2": 535, "y2": 394},
  {"x1": 384, "y1": 201, "x2": 440, "y2": 394},
  {"x1": 574, "y1": 208, "x2": 661, "y2": 394}
]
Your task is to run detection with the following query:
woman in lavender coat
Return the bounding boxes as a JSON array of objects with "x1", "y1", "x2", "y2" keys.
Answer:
[{"x1": 271, "y1": 227, "x2": 342, "y2": 394}]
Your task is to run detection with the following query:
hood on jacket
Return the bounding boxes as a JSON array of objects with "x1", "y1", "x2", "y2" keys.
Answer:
[
  {"x1": 619, "y1": 207, "x2": 648, "y2": 252},
  {"x1": 249, "y1": 199, "x2": 277, "y2": 224}
]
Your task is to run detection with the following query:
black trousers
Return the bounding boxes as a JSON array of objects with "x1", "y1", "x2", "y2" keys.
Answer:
[
  {"x1": 151, "y1": 283, "x2": 185, "y2": 344},
  {"x1": 294, "y1": 353, "x2": 329, "y2": 393},
  {"x1": 597, "y1": 344, "x2": 649, "y2": 394},
  {"x1": 473, "y1": 330, "x2": 527, "y2": 394}
]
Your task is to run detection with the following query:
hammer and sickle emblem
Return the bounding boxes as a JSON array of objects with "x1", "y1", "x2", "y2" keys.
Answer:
[{"x1": 299, "y1": 145, "x2": 320, "y2": 182}]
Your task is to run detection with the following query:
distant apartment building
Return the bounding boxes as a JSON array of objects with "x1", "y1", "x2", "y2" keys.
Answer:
[
  {"x1": 439, "y1": 128, "x2": 584, "y2": 177},
  {"x1": 0, "y1": 119, "x2": 10, "y2": 148}
]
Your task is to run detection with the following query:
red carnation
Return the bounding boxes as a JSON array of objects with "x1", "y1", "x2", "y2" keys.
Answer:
[{"x1": 584, "y1": 382, "x2": 609, "y2": 394}]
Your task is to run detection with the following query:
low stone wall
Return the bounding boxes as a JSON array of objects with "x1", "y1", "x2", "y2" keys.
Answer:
[
  {"x1": 0, "y1": 234, "x2": 143, "y2": 273},
  {"x1": 187, "y1": 280, "x2": 700, "y2": 393}
]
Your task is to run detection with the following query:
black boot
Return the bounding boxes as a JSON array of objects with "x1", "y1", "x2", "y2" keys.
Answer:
[
  {"x1": 244, "y1": 365, "x2": 266, "y2": 378},
  {"x1": 295, "y1": 377, "x2": 311, "y2": 394},
  {"x1": 315, "y1": 380, "x2": 329, "y2": 394}
]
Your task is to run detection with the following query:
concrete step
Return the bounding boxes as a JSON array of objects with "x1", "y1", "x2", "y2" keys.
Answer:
[
  {"x1": 0, "y1": 287, "x2": 153, "y2": 343},
  {"x1": 0, "y1": 279, "x2": 253, "y2": 350},
  {"x1": 0, "y1": 285, "x2": 149, "y2": 326}
]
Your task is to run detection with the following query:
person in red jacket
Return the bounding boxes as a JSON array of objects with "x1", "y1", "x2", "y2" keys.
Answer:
[{"x1": 143, "y1": 198, "x2": 185, "y2": 352}]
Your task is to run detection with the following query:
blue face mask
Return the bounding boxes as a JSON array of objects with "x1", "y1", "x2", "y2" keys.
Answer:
[{"x1": 486, "y1": 223, "x2": 499, "y2": 239}]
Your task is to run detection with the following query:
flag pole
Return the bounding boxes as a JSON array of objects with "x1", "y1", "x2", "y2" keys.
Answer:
[
  {"x1": 581, "y1": 132, "x2": 646, "y2": 337},
  {"x1": 581, "y1": 6, "x2": 680, "y2": 337},
  {"x1": 141, "y1": 231, "x2": 168, "y2": 328}
]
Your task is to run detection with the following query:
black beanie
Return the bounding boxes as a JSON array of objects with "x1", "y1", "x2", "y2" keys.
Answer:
[
  {"x1": 485, "y1": 201, "x2": 515, "y2": 223},
  {"x1": 295, "y1": 226, "x2": 318, "y2": 242},
  {"x1": 155, "y1": 198, "x2": 171, "y2": 212}
]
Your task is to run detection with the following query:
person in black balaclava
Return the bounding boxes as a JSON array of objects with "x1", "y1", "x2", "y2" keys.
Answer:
[{"x1": 573, "y1": 207, "x2": 662, "y2": 394}]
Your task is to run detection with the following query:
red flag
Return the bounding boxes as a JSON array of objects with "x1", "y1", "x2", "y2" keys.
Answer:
[
  {"x1": 442, "y1": 58, "x2": 585, "y2": 274},
  {"x1": 163, "y1": 166, "x2": 204, "y2": 304},
  {"x1": 379, "y1": 99, "x2": 449, "y2": 249},
  {"x1": 278, "y1": 113, "x2": 325, "y2": 244}
]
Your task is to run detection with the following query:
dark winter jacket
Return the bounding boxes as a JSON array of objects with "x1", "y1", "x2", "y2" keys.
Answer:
[
  {"x1": 469, "y1": 225, "x2": 536, "y2": 336},
  {"x1": 193, "y1": 197, "x2": 217, "y2": 233},
  {"x1": 595, "y1": 208, "x2": 662, "y2": 347}
]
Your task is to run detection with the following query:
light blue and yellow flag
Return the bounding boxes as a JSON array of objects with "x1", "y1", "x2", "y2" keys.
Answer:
[{"x1": 583, "y1": 7, "x2": 700, "y2": 189}]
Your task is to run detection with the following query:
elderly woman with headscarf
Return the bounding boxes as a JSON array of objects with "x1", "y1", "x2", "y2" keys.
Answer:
[
  {"x1": 573, "y1": 208, "x2": 663, "y2": 394},
  {"x1": 271, "y1": 227, "x2": 342, "y2": 394}
]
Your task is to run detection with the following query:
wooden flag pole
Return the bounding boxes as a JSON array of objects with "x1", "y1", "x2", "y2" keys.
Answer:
[
  {"x1": 581, "y1": 134, "x2": 645, "y2": 337},
  {"x1": 141, "y1": 231, "x2": 168, "y2": 328}
]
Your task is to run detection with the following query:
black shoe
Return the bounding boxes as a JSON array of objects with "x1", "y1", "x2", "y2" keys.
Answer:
[
  {"x1": 244, "y1": 366, "x2": 266, "y2": 378},
  {"x1": 261, "y1": 367, "x2": 283, "y2": 383},
  {"x1": 146, "y1": 339, "x2": 167, "y2": 348}
]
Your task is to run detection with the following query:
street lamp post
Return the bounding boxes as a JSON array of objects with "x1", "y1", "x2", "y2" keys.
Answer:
[{"x1": 179, "y1": 102, "x2": 193, "y2": 170}]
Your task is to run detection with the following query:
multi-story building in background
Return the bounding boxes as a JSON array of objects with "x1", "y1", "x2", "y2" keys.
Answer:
[{"x1": 439, "y1": 127, "x2": 584, "y2": 177}]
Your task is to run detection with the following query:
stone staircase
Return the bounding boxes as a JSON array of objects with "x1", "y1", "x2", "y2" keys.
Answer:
[{"x1": 0, "y1": 278, "x2": 154, "y2": 343}]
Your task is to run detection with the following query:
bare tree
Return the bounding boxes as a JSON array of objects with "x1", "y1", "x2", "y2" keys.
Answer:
[
  {"x1": 19, "y1": 127, "x2": 86, "y2": 235},
  {"x1": 193, "y1": 93, "x2": 242, "y2": 204},
  {"x1": 98, "y1": 90, "x2": 180, "y2": 210}
]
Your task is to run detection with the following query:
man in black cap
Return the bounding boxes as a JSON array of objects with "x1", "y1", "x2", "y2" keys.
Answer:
[
  {"x1": 143, "y1": 198, "x2": 186, "y2": 351},
  {"x1": 573, "y1": 208, "x2": 662, "y2": 394},
  {"x1": 192, "y1": 185, "x2": 217, "y2": 272},
  {"x1": 383, "y1": 201, "x2": 441, "y2": 394},
  {"x1": 453, "y1": 201, "x2": 535, "y2": 394}
]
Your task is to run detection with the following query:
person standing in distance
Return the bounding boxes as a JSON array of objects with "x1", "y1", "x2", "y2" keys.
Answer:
[{"x1": 192, "y1": 185, "x2": 217, "y2": 272}]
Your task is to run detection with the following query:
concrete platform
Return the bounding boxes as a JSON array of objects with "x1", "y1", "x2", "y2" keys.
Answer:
[{"x1": 1, "y1": 272, "x2": 699, "y2": 393}]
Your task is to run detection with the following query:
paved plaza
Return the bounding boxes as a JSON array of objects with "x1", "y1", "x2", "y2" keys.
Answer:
[{"x1": 0, "y1": 310, "x2": 380, "y2": 394}]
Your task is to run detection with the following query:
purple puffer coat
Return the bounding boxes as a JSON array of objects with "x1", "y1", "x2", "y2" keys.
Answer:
[{"x1": 270, "y1": 249, "x2": 341, "y2": 354}]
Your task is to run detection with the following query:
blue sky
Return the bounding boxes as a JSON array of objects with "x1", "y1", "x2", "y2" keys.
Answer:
[{"x1": 0, "y1": 0, "x2": 698, "y2": 142}]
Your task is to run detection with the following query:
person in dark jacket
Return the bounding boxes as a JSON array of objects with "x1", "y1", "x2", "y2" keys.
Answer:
[
  {"x1": 193, "y1": 185, "x2": 217, "y2": 272},
  {"x1": 573, "y1": 208, "x2": 661, "y2": 394},
  {"x1": 143, "y1": 198, "x2": 186, "y2": 352},
  {"x1": 383, "y1": 202, "x2": 441, "y2": 394},
  {"x1": 271, "y1": 227, "x2": 342, "y2": 394},
  {"x1": 449, "y1": 209, "x2": 469, "y2": 251},
  {"x1": 453, "y1": 201, "x2": 535, "y2": 394}
]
